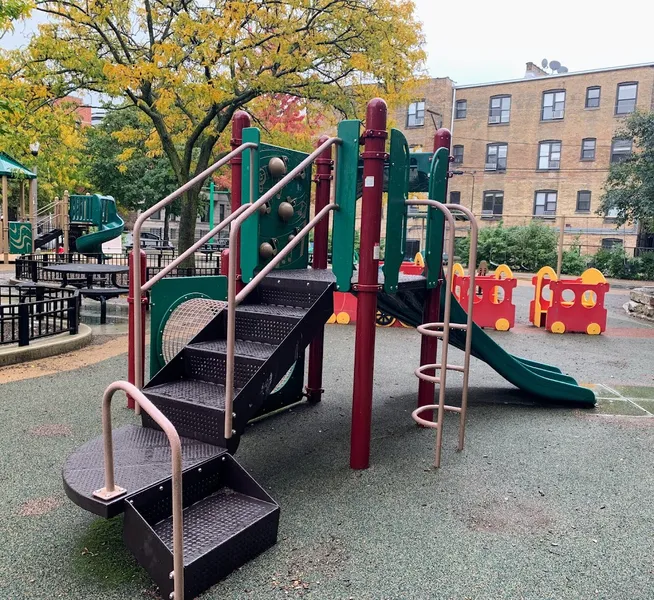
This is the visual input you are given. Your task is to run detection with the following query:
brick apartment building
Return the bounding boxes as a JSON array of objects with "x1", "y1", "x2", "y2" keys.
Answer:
[{"x1": 394, "y1": 62, "x2": 654, "y2": 254}]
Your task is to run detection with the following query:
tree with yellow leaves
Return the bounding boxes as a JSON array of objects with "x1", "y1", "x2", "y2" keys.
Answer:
[{"x1": 15, "y1": 0, "x2": 425, "y2": 261}]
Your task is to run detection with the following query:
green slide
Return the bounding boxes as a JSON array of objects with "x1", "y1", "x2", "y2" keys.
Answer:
[
  {"x1": 73, "y1": 195, "x2": 124, "y2": 256},
  {"x1": 378, "y1": 289, "x2": 596, "y2": 407}
]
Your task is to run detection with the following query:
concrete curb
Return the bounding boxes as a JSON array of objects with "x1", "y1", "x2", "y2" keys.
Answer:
[{"x1": 0, "y1": 324, "x2": 93, "y2": 366}]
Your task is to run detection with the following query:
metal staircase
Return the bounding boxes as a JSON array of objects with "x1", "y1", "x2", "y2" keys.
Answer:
[{"x1": 63, "y1": 268, "x2": 335, "y2": 599}]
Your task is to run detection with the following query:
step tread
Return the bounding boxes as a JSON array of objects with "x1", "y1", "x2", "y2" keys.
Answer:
[
  {"x1": 146, "y1": 379, "x2": 239, "y2": 409},
  {"x1": 153, "y1": 488, "x2": 278, "y2": 565},
  {"x1": 237, "y1": 303, "x2": 307, "y2": 318},
  {"x1": 188, "y1": 339, "x2": 276, "y2": 360},
  {"x1": 62, "y1": 425, "x2": 225, "y2": 518},
  {"x1": 265, "y1": 268, "x2": 336, "y2": 283}
]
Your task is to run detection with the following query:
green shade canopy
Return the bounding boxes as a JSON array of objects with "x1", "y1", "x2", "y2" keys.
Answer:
[{"x1": 0, "y1": 152, "x2": 37, "y2": 179}]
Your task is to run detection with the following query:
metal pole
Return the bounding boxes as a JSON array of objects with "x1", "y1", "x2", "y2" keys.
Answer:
[
  {"x1": 63, "y1": 190, "x2": 70, "y2": 254},
  {"x1": 417, "y1": 129, "x2": 451, "y2": 421},
  {"x1": 127, "y1": 249, "x2": 147, "y2": 409},
  {"x1": 2, "y1": 175, "x2": 8, "y2": 264},
  {"x1": 306, "y1": 135, "x2": 333, "y2": 404},
  {"x1": 350, "y1": 98, "x2": 387, "y2": 470},
  {"x1": 208, "y1": 181, "x2": 215, "y2": 243},
  {"x1": 30, "y1": 179, "x2": 37, "y2": 250},
  {"x1": 227, "y1": 111, "x2": 251, "y2": 290},
  {"x1": 556, "y1": 215, "x2": 565, "y2": 278}
]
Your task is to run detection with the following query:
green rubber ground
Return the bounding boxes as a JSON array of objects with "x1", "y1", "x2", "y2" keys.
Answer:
[{"x1": 1, "y1": 309, "x2": 653, "y2": 599}]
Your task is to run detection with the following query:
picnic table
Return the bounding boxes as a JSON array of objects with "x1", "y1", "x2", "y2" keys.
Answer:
[{"x1": 43, "y1": 263, "x2": 129, "y2": 324}]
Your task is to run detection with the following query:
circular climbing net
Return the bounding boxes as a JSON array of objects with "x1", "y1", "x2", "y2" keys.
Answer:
[{"x1": 162, "y1": 298, "x2": 226, "y2": 363}]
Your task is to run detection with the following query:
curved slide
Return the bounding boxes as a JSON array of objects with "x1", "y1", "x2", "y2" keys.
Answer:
[
  {"x1": 75, "y1": 195, "x2": 124, "y2": 256},
  {"x1": 378, "y1": 290, "x2": 596, "y2": 407}
]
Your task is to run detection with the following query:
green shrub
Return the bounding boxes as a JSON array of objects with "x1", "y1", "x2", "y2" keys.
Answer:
[
  {"x1": 561, "y1": 244, "x2": 588, "y2": 276},
  {"x1": 639, "y1": 252, "x2": 654, "y2": 280}
]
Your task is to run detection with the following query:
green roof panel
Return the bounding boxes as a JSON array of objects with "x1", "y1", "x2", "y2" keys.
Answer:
[{"x1": 0, "y1": 152, "x2": 37, "y2": 179}]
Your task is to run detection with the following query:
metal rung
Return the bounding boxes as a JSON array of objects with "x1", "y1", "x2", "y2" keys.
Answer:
[
  {"x1": 417, "y1": 322, "x2": 468, "y2": 338},
  {"x1": 411, "y1": 404, "x2": 462, "y2": 428},
  {"x1": 414, "y1": 363, "x2": 466, "y2": 384}
]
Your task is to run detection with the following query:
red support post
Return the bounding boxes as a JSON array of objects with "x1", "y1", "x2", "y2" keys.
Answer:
[
  {"x1": 306, "y1": 135, "x2": 333, "y2": 404},
  {"x1": 350, "y1": 98, "x2": 388, "y2": 470},
  {"x1": 127, "y1": 249, "x2": 147, "y2": 409},
  {"x1": 416, "y1": 128, "x2": 452, "y2": 421},
  {"x1": 230, "y1": 111, "x2": 251, "y2": 292}
]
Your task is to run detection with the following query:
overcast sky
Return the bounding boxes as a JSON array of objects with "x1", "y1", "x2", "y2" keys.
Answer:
[{"x1": 2, "y1": 0, "x2": 652, "y2": 85}]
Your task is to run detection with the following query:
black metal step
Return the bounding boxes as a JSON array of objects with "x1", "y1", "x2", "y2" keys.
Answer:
[
  {"x1": 34, "y1": 228, "x2": 63, "y2": 249},
  {"x1": 123, "y1": 452, "x2": 279, "y2": 600},
  {"x1": 62, "y1": 425, "x2": 226, "y2": 518},
  {"x1": 184, "y1": 340, "x2": 274, "y2": 388},
  {"x1": 143, "y1": 270, "x2": 335, "y2": 448}
]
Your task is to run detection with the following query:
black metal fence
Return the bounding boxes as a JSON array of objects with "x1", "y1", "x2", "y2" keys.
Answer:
[
  {"x1": 15, "y1": 251, "x2": 222, "y2": 288},
  {"x1": 0, "y1": 285, "x2": 80, "y2": 347}
]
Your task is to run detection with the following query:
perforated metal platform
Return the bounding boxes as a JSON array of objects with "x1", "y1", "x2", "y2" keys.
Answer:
[
  {"x1": 189, "y1": 339, "x2": 276, "y2": 360},
  {"x1": 154, "y1": 489, "x2": 277, "y2": 564},
  {"x1": 62, "y1": 425, "x2": 225, "y2": 518}
]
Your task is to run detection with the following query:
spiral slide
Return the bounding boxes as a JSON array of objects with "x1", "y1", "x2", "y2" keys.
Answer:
[{"x1": 74, "y1": 195, "x2": 124, "y2": 256}]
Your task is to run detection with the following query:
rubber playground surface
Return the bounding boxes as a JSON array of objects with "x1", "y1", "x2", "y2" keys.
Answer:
[{"x1": 0, "y1": 284, "x2": 652, "y2": 599}]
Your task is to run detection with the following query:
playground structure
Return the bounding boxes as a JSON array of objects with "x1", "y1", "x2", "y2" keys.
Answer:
[
  {"x1": 530, "y1": 266, "x2": 610, "y2": 334},
  {"x1": 33, "y1": 191, "x2": 125, "y2": 256},
  {"x1": 62, "y1": 100, "x2": 596, "y2": 600},
  {"x1": 0, "y1": 150, "x2": 124, "y2": 261},
  {"x1": 451, "y1": 263, "x2": 517, "y2": 331},
  {"x1": 0, "y1": 152, "x2": 37, "y2": 264}
]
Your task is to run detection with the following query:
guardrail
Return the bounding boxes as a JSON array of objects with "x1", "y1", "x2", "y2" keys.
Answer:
[
  {"x1": 223, "y1": 135, "x2": 342, "y2": 439},
  {"x1": 0, "y1": 284, "x2": 79, "y2": 346}
]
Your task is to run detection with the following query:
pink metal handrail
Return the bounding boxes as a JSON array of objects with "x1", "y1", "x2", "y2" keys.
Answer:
[
  {"x1": 406, "y1": 200, "x2": 478, "y2": 467},
  {"x1": 93, "y1": 381, "x2": 185, "y2": 600},
  {"x1": 130, "y1": 142, "x2": 257, "y2": 409},
  {"x1": 223, "y1": 135, "x2": 341, "y2": 439}
]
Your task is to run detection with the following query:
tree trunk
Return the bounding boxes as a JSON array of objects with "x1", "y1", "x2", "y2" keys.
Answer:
[
  {"x1": 163, "y1": 206, "x2": 170, "y2": 242},
  {"x1": 177, "y1": 187, "x2": 200, "y2": 267}
]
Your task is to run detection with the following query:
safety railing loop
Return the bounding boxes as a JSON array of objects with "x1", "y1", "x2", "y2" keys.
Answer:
[{"x1": 93, "y1": 380, "x2": 185, "y2": 600}]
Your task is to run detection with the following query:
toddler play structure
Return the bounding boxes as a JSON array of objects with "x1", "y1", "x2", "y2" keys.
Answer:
[
  {"x1": 451, "y1": 263, "x2": 517, "y2": 331},
  {"x1": 62, "y1": 101, "x2": 596, "y2": 600},
  {"x1": 529, "y1": 266, "x2": 609, "y2": 334}
]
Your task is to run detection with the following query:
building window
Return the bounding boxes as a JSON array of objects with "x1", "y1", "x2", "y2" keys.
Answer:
[
  {"x1": 452, "y1": 145, "x2": 464, "y2": 164},
  {"x1": 450, "y1": 191, "x2": 461, "y2": 204},
  {"x1": 534, "y1": 190, "x2": 558, "y2": 217},
  {"x1": 485, "y1": 143, "x2": 508, "y2": 171},
  {"x1": 219, "y1": 204, "x2": 225, "y2": 222},
  {"x1": 407, "y1": 100, "x2": 425, "y2": 127},
  {"x1": 576, "y1": 191, "x2": 591, "y2": 212},
  {"x1": 538, "y1": 141, "x2": 561, "y2": 170},
  {"x1": 615, "y1": 82, "x2": 637, "y2": 115},
  {"x1": 585, "y1": 86, "x2": 601, "y2": 108},
  {"x1": 610, "y1": 139, "x2": 632, "y2": 163},
  {"x1": 455, "y1": 99, "x2": 467, "y2": 119},
  {"x1": 541, "y1": 90, "x2": 565, "y2": 120},
  {"x1": 602, "y1": 238, "x2": 622, "y2": 249},
  {"x1": 489, "y1": 95, "x2": 511, "y2": 124},
  {"x1": 150, "y1": 209, "x2": 162, "y2": 220},
  {"x1": 581, "y1": 138, "x2": 596, "y2": 160},
  {"x1": 482, "y1": 191, "x2": 503, "y2": 217}
]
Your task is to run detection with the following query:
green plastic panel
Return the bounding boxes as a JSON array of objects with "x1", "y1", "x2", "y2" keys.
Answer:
[
  {"x1": 240, "y1": 127, "x2": 261, "y2": 283},
  {"x1": 240, "y1": 135, "x2": 312, "y2": 283},
  {"x1": 8, "y1": 221, "x2": 32, "y2": 254},
  {"x1": 424, "y1": 147, "x2": 449, "y2": 288},
  {"x1": 382, "y1": 129, "x2": 410, "y2": 294},
  {"x1": 149, "y1": 275, "x2": 227, "y2": 378},
  {"x1": 332, "y1": 119, "x2": 361, "y2": 292}
]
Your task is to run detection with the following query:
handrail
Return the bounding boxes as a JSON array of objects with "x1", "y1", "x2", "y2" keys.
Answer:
[
  {"x1": 131, "y1": 142, "x2": 257, "y2": 406},
  {"x1": 93, "y1": 381, "x2": 184, "y2": 600},
  {"x1": 223, "y1": 135, "x2": 341, "y2": 440},
  {"x1": 224, "y1": 201, "x2": 338, "y2": 438}
]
